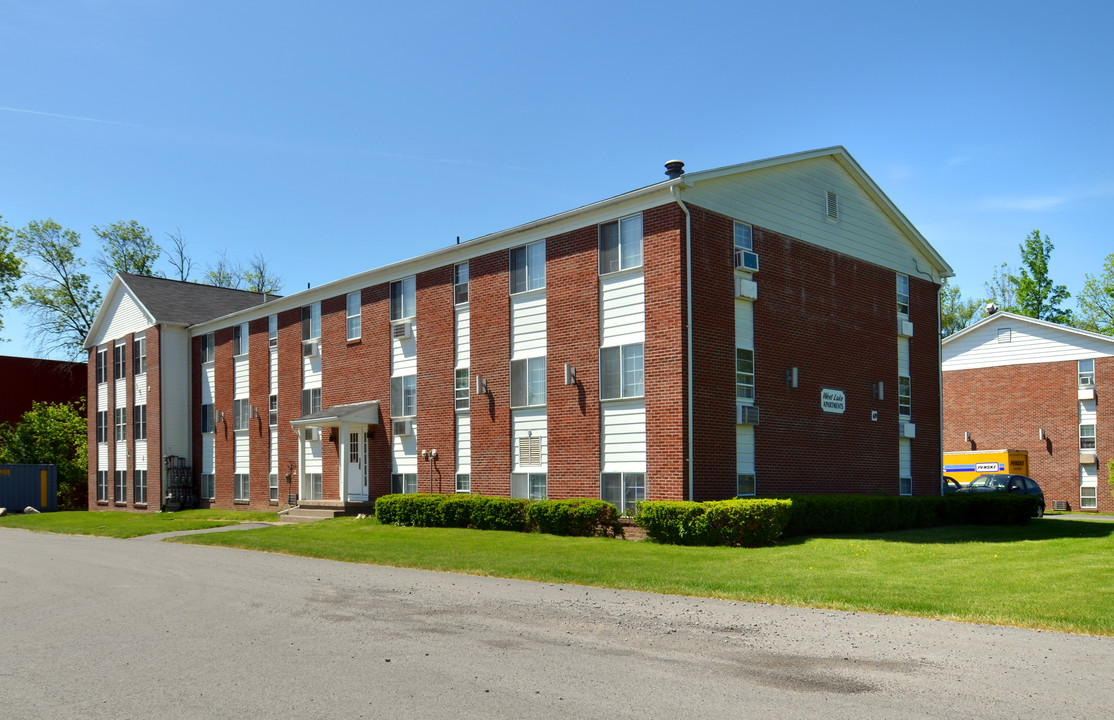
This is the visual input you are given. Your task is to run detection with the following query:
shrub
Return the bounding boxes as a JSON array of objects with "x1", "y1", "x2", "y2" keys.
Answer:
[
  {"x1": 780, "y1": 494, "x2": 1034, "y2": 537},
  {"x1": 634, "y1": 501, "x2": 711, "y2": 545},
  {"x1": 374, "y1": 493, "x2": 450, "y2": 526},
  {"x1": 526, "y1": 499, "x2": 624, "y2": 538},
  {"x1": 701, "y1": 499, "x2": 793, "y2": 547},
  {"x1": 469, "y1": 496, "x2": 530, "y2": 532},
  {"x1": 438, "y1": 494, "x2": 475, "y2": 528}
]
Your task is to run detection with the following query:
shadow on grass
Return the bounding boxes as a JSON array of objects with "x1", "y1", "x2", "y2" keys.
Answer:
[{"x1": 782, "y1": 517, "x2": 1114, "y2": 546}]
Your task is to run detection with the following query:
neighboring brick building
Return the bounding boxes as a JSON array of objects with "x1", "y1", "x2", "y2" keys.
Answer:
[
  {"x1": 83, "y1": 146, "x2": 953, "y2": 513},
  {"x1": 0, "y1": 356, "x2": 86, "y2": 426},
  {"x1": 942, "y1": 311, "x2": 1113, "y2": 513}
]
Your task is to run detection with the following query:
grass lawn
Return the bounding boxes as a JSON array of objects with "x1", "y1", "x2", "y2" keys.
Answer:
[
  {"x1": 171, "y1": 516, "x2": 1114, "y2": 637},
  {"x1": 0, "y1": 509, "x2": 279, "y2": 538}
]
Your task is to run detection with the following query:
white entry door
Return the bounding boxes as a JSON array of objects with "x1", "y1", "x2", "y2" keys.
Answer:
[{"x1": 347, "y1": 429, "x2": 368, "y2": 501}]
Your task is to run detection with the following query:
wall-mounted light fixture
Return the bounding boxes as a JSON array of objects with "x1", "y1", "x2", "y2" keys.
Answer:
[
  {"x1": 872, "y1": 381, "x2": 884, "y2": 400},
  {"x1": 564, "y1": 363, "x2": 576, "y2": 386},
  {"x1": 217, "y1": 410, "x2": 225, "y2": 424},
  {"x1": 964, "y1": 431, "x2": 971, "y2": 443},
  {"x1": 1039, "y1": 428, "x2": 1046, "y2": 440},
  {"x1": 475, "y1": 375, "x2": 487, "y2": 395},
  {"x1": 786, "y1": 367, "x2": 798, "y2": 389}
]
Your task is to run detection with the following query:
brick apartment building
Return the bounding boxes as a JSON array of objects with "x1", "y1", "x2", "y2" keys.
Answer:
[
  {"x1": 943, "y1": 310, "x2": 1112, "y2": 512},
  {"x1": 83, "y1": 146, "x2": 953, "y2": 513}
]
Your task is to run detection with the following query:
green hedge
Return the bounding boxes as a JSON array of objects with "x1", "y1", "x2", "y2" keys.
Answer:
[
  {"x1": 525, "y1": 498, "x2": 623, "y2": 538},
  {"x1": 780, "y1": 494, "x2": 1036, "y2": 537},
  {"x1": 635, "y1": 499, "x2": 792, "y2": 547},
  {"x1": 372, "y1": 494, "x2": 620, "y2": 537}
]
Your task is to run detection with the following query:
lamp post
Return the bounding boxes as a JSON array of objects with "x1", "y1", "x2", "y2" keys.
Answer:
[{"x1": 421, "y1": 448, "x2": 439, "y2": 493}]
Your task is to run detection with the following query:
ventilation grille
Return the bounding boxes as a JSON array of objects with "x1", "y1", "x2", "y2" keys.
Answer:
[
  {"x1": 826, "y1": 191, "x2": 838, "y2": 219},
  {"x1": 518, "y1": 436, "x2": 542, "y2": 465},
  {"x1": 391, "y1": 321, "x2": 412, "y2": 340}
]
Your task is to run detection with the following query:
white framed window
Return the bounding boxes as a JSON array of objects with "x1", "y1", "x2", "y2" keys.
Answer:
[
  {"x1": 1079, "y1": 359, "x2": 1095, "y2": 386},
  {"x1": 201, "y1": 473, "x2": 215, "y2": 500},
  {"x1": 301, "y1": 388, "x2": 322, "y2": 417},
  {"x1": 200, "y1": 403, "x2": 215, "y2": 433},
  {"x1": 269, "y1": 473, "x2": 278, "y2": 502},
  {"x1": 305, "y1": 473, "x2": 323, "y2": 500},
  {"x1": 1081, "y1": 485, "x2": 1098, "y2": 509},
  {"x1": 232, "y1": 322, "x2": 248, "y2": 356},
  {"x1": 95, "y1": 347, "x2": 108, "y2": 384},
  {"x1": 269, "y1": 394, "x2": 277, "y2": 426},
  {"x1": 133, "y1": 404, "x2": 146, "y2": 440},
  {"x1": 1080, "y1": 424, "x2": 1096, "y2": 450},
  {"x1": 511, "y1": 472, "x2": 547, "y2": 500},
  {"x1": 96, "y1": 470, "x2": 108, "y2": 502},
  {"x1": 234, "y1": 474, "x2": 250, "y2": 502},
  {"x1": 390, "y1": 375, "x2": 416, "y2": 417},
  {"x1": 510, "y1": 357, "x2": 546, "y2": 408},
  {"x1": 233, "y1": 399, "x2": 250, "y2": 431},
  {"x1": 601, "y1": 472, "x2": 645, "y2": 514},
  {"x1": 736, "y1": 348, "x2": 755, "y2": 403},
  {"x1": 456, "y1": 473, "x2": 471, "y2": 493},
  {"x1": 346, "y1": 291, "x2": 361, "y2": 340},
  {"x1": 96, "y1": 411, "x2": 108, "y2": 443},
  {"x1": 455, "y1": 368, "x2": 469, "y2": 411},
  {"x1": 268, "y1": 314, "x2": 278, "y2": 347},
  {"x1": 201, "y1": 332, "x2": 215, "y2": 363},
  {"x1": 599, "y1": 214, "x2": 643, "y2": 274},
  {"x1": 454, "y1": 262, "x2": 469, "y2": 305},
  {"x1": 898, "y1": 376, "x2": 912, "y2": 418},
  {"x1": 133, "y1": 337, "x2": 146, "y2": 375},
  {"x1": 510, "y1": 240, "x2": 545, "y2": 294},
  {"x1": 301, "y1": 303, "x2": 321, "y2": 341},
  {"x1": 113, "y1": 342, "x2": 127, "y2": 380},
  {"x1": 737, "y1": 473, "x2": 756, "y2": 497},
  {"x1": 900, "y1": 477, "x2": 912, "y2": 496},
  {"x1": 114, "y1": 470, "x2": 127, "y2": 503},
  {"x1": 134, "y1": 470, "x2": 147, "y2": 505},
  {"x1": 390, "y1": 277, "x2": 416, "y2": 321},
  {"x1": 114, "y1": 407, "x2": 126, "y2": 441},
  {"x1": 391, "y1": 473, "x2": 418, "y2": 494},
  {"x1": 897, "y1": 274, "x2": 910, "y2": 316},
  {"x1": 349, "y1": 432, "x2": 360, "y2": 464},
  {"x1": 600, "y1": 344, "x2": 644, "y2": 400},
  {"x1": 734, "y1": 221, "x2": 753, "y2": 252}
]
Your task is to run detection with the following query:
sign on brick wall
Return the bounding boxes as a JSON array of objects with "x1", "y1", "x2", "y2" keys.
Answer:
[{"x1": 821, "y1": 389, "x2": 846, "y2": 414}]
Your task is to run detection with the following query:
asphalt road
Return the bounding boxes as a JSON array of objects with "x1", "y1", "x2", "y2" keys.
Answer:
[{"x1": 1, "y1": 528, "x2": 1111, "y2": 719}]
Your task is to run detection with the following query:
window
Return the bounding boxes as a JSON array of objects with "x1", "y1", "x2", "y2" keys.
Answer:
[
  {"x1": 1080, "y1": 424, "x2": 1096, "y2": 450},
  {"x1": 900, "y1": 476, "x2": 912, "y2": 496},
  {"x1": 510, "y1": 241, "x2": 545, "y2": 293},
  {"x1": 306, "y1": 473, "x2": 323, "y2": 500},
  {"x1": 234, "y1": 474, "x2": 250, "y2": 502},
  {"x1": 734, "y1": 222, "x2": 753, "y2": 251},
  {"x1": 201, "y1": 333, "x2": 215, "y2": 363},
  {"x1": 133, "y1": 337, "x2": 146, "y2": 375},
  {"x1": 456, "y1": 473, "x2": 471, "y2": 493},
  {"x1": 389, "y1": 277, "x2": 416, "y2": 321},
  {"x1": 600, "y1": 344, "x2": 644, "y2": 400},
  {"x1": 898, "y1": 376, "x2": 912, "y2": 418},
  {"x1": 114, "y1": 407, "x2": 126, "y2": 442},
  {"x1": 601, "y1": 472, "x2": 645, "y2": 514},
  {"x1": 511, "y1": 473, "x2": 547, "y2": 501},
  {"x1": 269, "y1": 473, "x2": 278, "y2": 502},
  {"x1": 455, "y1": 368, "x2": 470, "y2": 411},
  {"x1": 897, "y1": 274, "x2": 910, "y2": 316},
  {"x1": 454, "y1": 262, "x2": 469, "y2": 305},
  {"x1": 114, "y1": 470, "x2": 126, "y2": 503},
  {"x1": 134, "y1": 470, "x2": 147, "y2": 505},
  {"x1": 1081, "y1": 485, "x2": 1098, "y2": 509},
  {"x1": 1079, "y1": 359, "x2": 1095, "y2": 386},
  {"x1": 201, "y1": 474, "x2": 215, "y2": 500},
  {"x1": 510, "y1": 357, "x2": 546, "y2": 407},
  {"x1": 113, "y1": 342, "x2": 127, "y2": 380},
  {"x1": 96, "y1": 470, "x2": 108, "y2": 502},
  {"x1": 133, "y1": 405, "x2": 146, "y2": 440},
  {"x1": 96, "y1": 411, "x2": 108, "y2": 443},
  {"x1": 599, "y1": 214, "x2": 643, "y2": 274},
  {"x1": 301, "y1": 303, "x2": 321, "y2": 341},
  {"x1": 233, "y1": 399, "x2": 250, "y2": 431},
  {"x1": 390, "y1": 376, "x2": 416, "y2": 417},
  {"x1": 391, "y1": 473, "x2": 418, "y2": 494},
  {"x1": 233, "y1": 323, "x2": 248, "y2": 356},
  {"x1": 735, "y1": 348, "x2": 755, "y2": 403},
  {"x1": 301, "y1": 388, "x2": 322, "y2": 417},
  {"x1": 737, "y1": 474, "x2": 756, "y2": 497},
  {"x1": 269, "y1": 395, "x2": 277, "y2": 426},
  {"x1": 201, "y1": 403, "x2": 215, "y2": 433},
  {"x1": 345, "y1": 291, "x2": 362, "y2": 340},
  {"x1": 268, "y1": 314, "x2": 278, "y2": 348},
  {"x1": 95, "y1": 348, "x2": 108, "y2": 384}
]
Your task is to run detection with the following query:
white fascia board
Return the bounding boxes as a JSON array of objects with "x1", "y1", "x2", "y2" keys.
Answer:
[
  {"x1": 82, "y1": 274, "x2": 158, "y2": 350},
  {"x1": 943, "y1": 310, "x2": 1114, "y2": 349}
]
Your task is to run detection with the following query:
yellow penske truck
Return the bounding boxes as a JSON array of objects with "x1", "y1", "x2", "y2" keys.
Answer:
[{"x1": 942, "y1": 449, "x2": 1030, "y2": 487}]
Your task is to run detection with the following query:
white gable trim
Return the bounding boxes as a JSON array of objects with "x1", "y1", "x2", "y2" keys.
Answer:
[{"x1": 84, "y1": 274, "x2": 157, "y2": 349}]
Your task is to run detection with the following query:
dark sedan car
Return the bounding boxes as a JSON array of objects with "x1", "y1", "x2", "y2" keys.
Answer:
[
  {"x1": 957, "y1": 473, "x2": 1045, "y2": 517},
  {"x1": 941, "y1": 476, "x2": 963, "y2": 494}
]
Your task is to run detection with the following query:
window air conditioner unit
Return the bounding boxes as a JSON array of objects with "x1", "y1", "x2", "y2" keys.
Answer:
[
  {"x1": 734, "y1": 248, "x2": 759, "y2": 272},
  {"x1": 734, "y1": 276, "x2": 758, "y2": 300},
  {"x1": 898, "y1": 319, "x2": 914, "y2": 338},
  {"x1": 302, "y1": 340, "x2": 319, "y2": 357},
  {"x1": 391, "y1": 419, "x2": 412, "y2": 436},
  {"x1": 304, "y1": 427, "x2": 320, "y2": 442},
  {"x1": 736, "y1": 404, "x2": 760, "y2": 426},
  {"x1": 1079, "y1": 386, "x2": 1096, "y2": 401},
  {"x1": 391, "y1": 321, "x2": 412, "y2": 340},
  {"x1": 900, "y1": 422, "x2": 916, "y2": 439},
  {"x1": 1080, "y1": 376, "x2": 1094, "y2": 386}
]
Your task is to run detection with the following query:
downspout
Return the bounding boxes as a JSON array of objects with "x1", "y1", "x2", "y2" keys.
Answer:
[
  {"x1": 937, "y1": 282, "x2": 945, "y2": 495},
  {"x1": 670, "y1": 185, "x2": 694, "y2": 502}
]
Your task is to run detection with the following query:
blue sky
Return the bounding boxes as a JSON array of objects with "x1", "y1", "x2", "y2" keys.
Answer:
[{"x1": 2, "y1": 0, "x2": 1112, "y2": 359}]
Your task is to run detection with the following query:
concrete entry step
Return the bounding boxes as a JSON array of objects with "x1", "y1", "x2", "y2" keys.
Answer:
[{"x1": 280, "y1": 507, "x2": 344, "y2": 523}]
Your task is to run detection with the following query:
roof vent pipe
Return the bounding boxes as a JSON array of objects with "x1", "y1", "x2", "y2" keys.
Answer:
[
  {"x1": 985, "y1": 301, "x2": 998, "y2": 316},
  {"x1": 664, "y1": 160, "x2": 685, "y2": 179}
]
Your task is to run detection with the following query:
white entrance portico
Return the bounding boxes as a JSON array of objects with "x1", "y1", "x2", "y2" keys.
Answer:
[{"x1": 290, "y1": 400, "x2": 379, "y2": 504}]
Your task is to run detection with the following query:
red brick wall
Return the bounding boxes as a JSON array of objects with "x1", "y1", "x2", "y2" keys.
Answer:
[
  {"x1": 943, "y1": 356, "x2": 1113, "y2": 513},
  {"x1": 908, "y1": 276, "x2": 943, "y2": 493},
  {"x1": 211, "y1": 327, "x2": 234, "y2": 506},
  {"x1": 468, "y1": 249, "x2": 512, "y2": 496},
  {"x1": 415, "y1": 267, "x2": 456, "y2": 493},
  {"x1": 248, "y1": 317, "x2": 272, "y2": 506},
  {"x1": 87, "y1": 347, "x2": 99, "y2": 510},
  {"x1": 275, "y1": 308, "x2": 304, "y2": 504}
]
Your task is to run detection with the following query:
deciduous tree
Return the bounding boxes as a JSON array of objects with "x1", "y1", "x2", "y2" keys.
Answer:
[
  {"x1": 242, "y1": 252, "x2": 282, "y2": 294},
  {"x1": 0, "y1": 399, "x2": 88, "y2": 510},
  {"x1": 93, "y1": 220, "x2": 162, "y2": 278},
  {"x1": 1077, "y1": 253, "x2": 1114, "y2": 335},
  {"x1": 940, "y1": 279, "x2": 983, "y2": 337},
  {"x1": 0, "y1": 216, "x2": 24, "y2": 335},
  {"x1": 164, "y1": 228, "x2": 194, "y2": 282},
  {"x1": 1011, "y1": 230, "x2": 1072, "y2": 324}
]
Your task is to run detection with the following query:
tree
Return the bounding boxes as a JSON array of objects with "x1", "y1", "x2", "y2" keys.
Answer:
[
  {"x1": 204, "y1": 249, "x2": 241, "y2": 289},
  {"x1": 0, "y1": 216, "x2": 24, "y2": 335},
  {"x1": 164, "y1": 228, "x2": 194, "y2": 282},
  {"x1": 0, "y1": 399, "x2": 88, "y2": 510},
  {"x1": 93, "y1": 220, "x2": 162, "y2": 279},
  {"x1": 1011, "y1": 230, "x2": 1072, "y2": 324},
  {"x1": 12, "y1": 219, "x2": 102, "y2": 359},
  {"x1": 1077, "y1": 253, "x2": 1114, "y2": 335},
  {"x1": 242, "y1": 252, "x2": 282, "y2": 294},
  {"x1": 983, "y1": 262, "x2": 1019, "y2": 313},
  {"x1": 940, "y1": 279, "x2": 983, "y2": 337}
]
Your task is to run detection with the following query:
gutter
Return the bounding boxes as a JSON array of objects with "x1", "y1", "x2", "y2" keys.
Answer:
[{"x1": 671, "y1": 186, "x2": 695, "y2": 502}]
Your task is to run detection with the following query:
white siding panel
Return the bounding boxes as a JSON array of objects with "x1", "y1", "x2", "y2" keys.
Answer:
[
  {"x1": 134, "y1": 439, "x2": 147, "y2": 468},
  {"x1": 234, "y1": 431, "x2": 249, "y2": 473},
  {"x1": 201, "y1": 435, "x2": 214, "y2": 474},
  {"x1": 456, "y1": 413, "x2": 471, "y2": 471},
  {"x1": 392, "y1": 334, "x2": 416, "y2": 376},
  {"x1": 511, "y1": 290, "x2": 547, "y2": 357},
  {"x1": 202, "y1": 364, "x2": 215, "y2": 404},
  {"x1": 97, "y1": 383, "x2": 107, "y2": 412},
  {"x1": 511, "y1": 408, "x2": 547, "y2": 472},
  {"x1": 270, "y1": 429, "x2": 278, "y2": 475},
  {"x1": 234, "y1": 357, "x2": 249, "y2": 398},
  {"x1": 305, "y1": 439, "x2": 322, "y2": 474},
  {"x1": 897, "y1": 337, "x2": 910, "y2": 376},
  {"x1": 115, "y1": 441, "x2": 127, "y2": 471},
  {"x1": 159, "y1": 327, "x2": 192, "y2": 459},
  {"x1": 899, "y1": 439, "x2": 912, "y2": 475},
  {"x1": 114, "y1": 378, "x2": 126, "y2": 408},
  {"x1": 735, "y1": 298, "x2": 754, "y2": 350},
  {"x1": 392, "y1": 434, "x2": 417, "y2": 474},
  {"x1": 303, "y1": 354, "x2": 322, "y2": 389},
  {"x1": 943, "y1": 317, "x2": 1114, "y2": 371},
  {"x1": 133, "y1": 376, "x2": 147, "y2": 406},
  {"x1": 455, "y1": 307, "x2": 470, "y2": 367},
  {"x1": 1081, "y1": 463, "x2": 1098, "y2": 484},
  {"x1": 600, "y1": 272, "x2": 645, "y2": 346},
  {"x1": 736, "y1": 425, "x2": 755, "y2": 474},
  {"x1": 270, "y1": 348, "x2": 278, "y2": 395},
  {"x1": 601, "y1": 399, "x2": 647, "y2": 472},
  {"x1": 89, "y1": 290, "x2": 151, "y2": 347},
  {"x1": 97, "y1": 443, "x2": 108, "y2": 472},
  {"x1": 1080, "y1": 400, "x2": 1096, "y2": 424}
]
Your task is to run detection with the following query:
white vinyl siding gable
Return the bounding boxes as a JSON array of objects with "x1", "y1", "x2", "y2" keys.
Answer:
[
  {"x1": 943, "y1": 316, "x2": 1114, "y2": 371},
  {"x1": 87, "y1": 289, "x2": 152, "y2": 348}
]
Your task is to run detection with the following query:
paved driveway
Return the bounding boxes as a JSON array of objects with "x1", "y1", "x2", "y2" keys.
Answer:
[{"x1": 1, "y1": 528, "x2": 1111, "y2": 719}]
